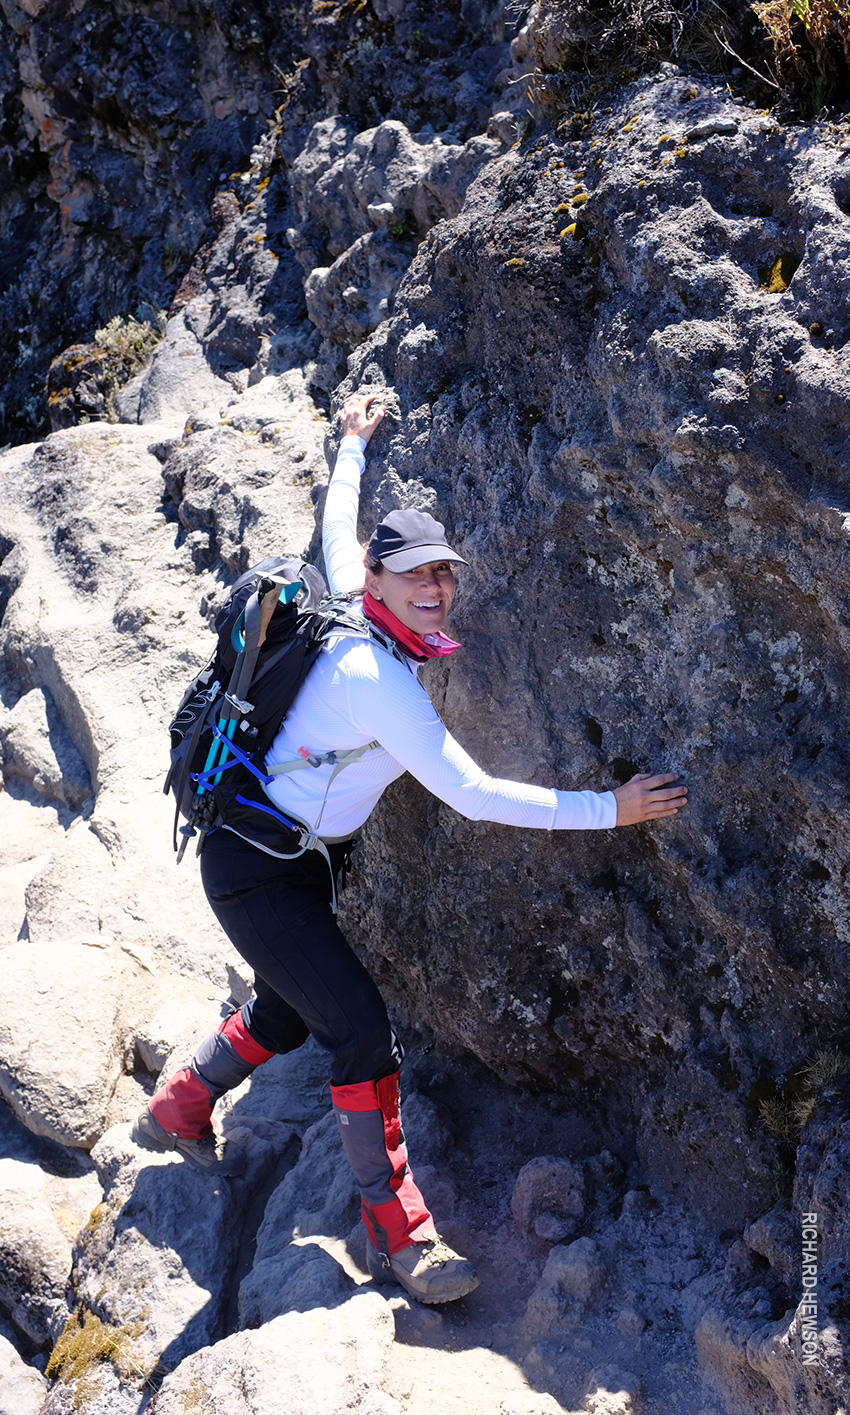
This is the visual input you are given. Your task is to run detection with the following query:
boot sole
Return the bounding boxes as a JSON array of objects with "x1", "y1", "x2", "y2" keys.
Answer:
[
  {"x1": 366, "y1": 1242, "x2": 480, "y2": 1305},
  {"x1": 130, "y1": 1109, "x2": 246, "y2": 1176}
]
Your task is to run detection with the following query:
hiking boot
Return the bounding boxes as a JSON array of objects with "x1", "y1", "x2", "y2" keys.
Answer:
[
  {"x1": 130, "y1": 1106, "x2": 246, "y2": 1177},
  {"x1": 366, "y1": 1234, "x2": 479, "y2": 1305}
]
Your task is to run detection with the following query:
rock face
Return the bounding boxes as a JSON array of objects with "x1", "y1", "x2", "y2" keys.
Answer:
[
  {"x1": 0, "y1": 940, "x2": 132, "y2": 1147},
  {"x1": 0, "y1": 399, "x2": 320, "y2": 976},
  {"x1": 0, "y1": 1157, "x2": 85, "y2": 1345},
  {"x1": 0, "y1": 0, "x2": 510, "y2": 446},
  {"x1": 2, "y1": 3, "x2": 850, "y2": 1413},
  {"x1": 238, "y1": 1111, "x2": 361, "y2": 1328},
  {"x1": 340, "y1": 76, "x2": 850, "y2": 1225},
  {"x1": 290, "y1": 116, "x2": 501, "y2": 360}
]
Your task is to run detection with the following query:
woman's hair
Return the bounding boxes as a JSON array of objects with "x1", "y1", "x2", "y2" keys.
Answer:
[
  {"x1": 363, "y1": 543, "x2": 384, "y2": 575},
  {"x1": 351, "y1": 542, "x2": 383, "y2": 595}
]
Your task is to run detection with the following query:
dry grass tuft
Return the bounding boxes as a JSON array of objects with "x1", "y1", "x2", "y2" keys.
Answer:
[
  {"x1": 512, "y1": 0, "x2": 751, "y2": 114},
  {"x1": 512, "y1": 0, "x2": 850, "y2": 115},
  {"x1": 759, "y1": 1047, "x2": 850, "y2": 1145},
  {"x1": 753, "y1": 0, "x2": 850, "y2": 109},
  {"x1": 47, "y1": 1307, "x2": 153, "y2": 1391}
]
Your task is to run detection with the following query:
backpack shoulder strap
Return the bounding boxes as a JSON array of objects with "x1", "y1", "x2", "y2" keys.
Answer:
[{"x1": 316, "y1": 596, "x2": 413, "y2": 672}]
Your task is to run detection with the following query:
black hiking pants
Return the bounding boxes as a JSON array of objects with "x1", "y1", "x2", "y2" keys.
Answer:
[{"x1": 199, "y1": 830, "x2": 401, "y2": 1086}]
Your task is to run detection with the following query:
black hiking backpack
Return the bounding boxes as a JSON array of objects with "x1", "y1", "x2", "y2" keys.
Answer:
[{"x1": 164, "y1": 555, "x2": 402, "y2": 877}]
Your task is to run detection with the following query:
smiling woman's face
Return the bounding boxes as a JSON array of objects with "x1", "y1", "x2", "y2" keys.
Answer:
[{"x1": 365, "y1": 559, "x2": 455, "y2": 634}]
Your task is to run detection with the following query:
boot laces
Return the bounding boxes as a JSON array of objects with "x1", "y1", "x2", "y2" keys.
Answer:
[
  {"x1": 183, "y1": 1130, "x2": 224, "y2": 1162},
  {"x1": 419, "y1": 1237, "x2": 455, "y2": 1268}
]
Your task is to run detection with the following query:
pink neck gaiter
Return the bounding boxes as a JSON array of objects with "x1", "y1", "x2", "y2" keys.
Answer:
[{"x1": 362, "y1": 592, "x2": 461, "y2": 663}]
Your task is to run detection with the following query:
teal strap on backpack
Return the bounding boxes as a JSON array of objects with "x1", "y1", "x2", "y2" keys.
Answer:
[{"x1": 199, "y1": 579, "x2": 304, "y2": 794}]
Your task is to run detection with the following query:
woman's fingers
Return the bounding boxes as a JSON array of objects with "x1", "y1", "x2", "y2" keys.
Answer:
[
  {"x1": 344, "y1": 393, "x2": 383, "y2": 412},
  {"x1": 641, "y1": 794, "x2": 687, "y2": 816},
  {"x1": 634, "y1": 774, "x2": 688, "y2": 809},
  {"x1": 613, "y1": 772, "x2": 688, "y2": 827},
  {"x1": 342, "y1": 394, "x2": 386, "y2": 441},
  {"x1": 645, "y1": 785, "x2": 688, "y2": 803}
]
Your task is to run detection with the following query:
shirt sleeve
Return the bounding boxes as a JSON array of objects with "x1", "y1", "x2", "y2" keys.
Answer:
[
  {"x1": 323, "y1": 435, "x2": 368, "y2": 595},
  {"x1": 345, "y1": 648, "x2": 617, "y2": 831}
]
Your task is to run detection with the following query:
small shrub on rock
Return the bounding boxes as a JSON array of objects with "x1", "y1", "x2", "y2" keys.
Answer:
[
  {"x1": 45, "y1": 314, "x2": 164, "y2": 432},
  {"x1": 753, "y1": 0, "x2": 850, "y2": 110}
]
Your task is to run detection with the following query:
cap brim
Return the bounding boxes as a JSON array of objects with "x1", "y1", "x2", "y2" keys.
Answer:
[{"x1": 381, "y1": 545, "x2": 468, "y2": 573}]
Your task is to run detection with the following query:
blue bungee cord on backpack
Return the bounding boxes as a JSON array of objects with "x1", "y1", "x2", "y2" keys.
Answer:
[{"x1": 195, "y1": 578, "x2": 304, "y2": 796}]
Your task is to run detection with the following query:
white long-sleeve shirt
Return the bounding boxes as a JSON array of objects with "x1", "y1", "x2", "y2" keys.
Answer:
[{"x1": 264, "y1": 436, "x2": 617, "y2": 838}]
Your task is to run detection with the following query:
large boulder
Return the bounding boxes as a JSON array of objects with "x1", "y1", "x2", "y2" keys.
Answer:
[
  {"x1": 115, "y1": 309, "x2": 234, "y2": 426},
  {"x1": 0, "y1": 686, "x2": 92, "y2": 811},
  {"x1": 146, "y1": 1292, "x2": 400, "y2": 1415},
  {"x1": 0, "y1": 939, "x2": 131, "y2": 1148},
  {"x1": 0, "y1": 1157, "x2": 85, "y2": 1345},
  {"x1": 0, "y1": 405, "x2": 321, "y2": 988},
  {"x1": 334, "y1": 73, "x2": 850, "y2": 1239},
  {"x1": 0, "y1": 1333, "x2": 47, "y2": 1415},
  {"x1": 290, "y1": 117, "x2": 500, "y2": 349},
  {"x1": 238, "y1": 1111, "x2": 360, "y2": 1328},
  {"x1": 0, "y1": 1100, "x2": 101, "y2": 1366},
  {"x1": 49, "y1": 1115, "x2": 297, "y2": 1405}
]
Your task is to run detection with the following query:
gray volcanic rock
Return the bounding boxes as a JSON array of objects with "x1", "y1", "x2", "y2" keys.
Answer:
[
  {"x1": 695, "y1": 1097, "x2": 850, "y2": 1413},
  {"x1": 0, "y1": 374, "x2": 327, "y2": 1166},
  {"x1": 157, "y1": 370, "x2": 327, "y2": 574},
  {"x1": 56, "y1": 1117, "x2": 297, "y2": 1401},
  {"x1": 146, "y1": 1293, "x2": 401, "y2": 1415},
  {"x1": 290, "y1": 117, "x2": 500, "y2": 350},
  {"x1": 238, "y1": 1111, "x2": 360, "y2": 1327},
  {"x1": 0, "y1": 1333, "x2": 46, "y2": 1415},
  {"x1": 0, "y1": 1158, "x2": 78, "y2": 1344},
  {"x1": 216, "y1": 1034, "x2": 332, "y2": 1134},
  {"x1": 39, "y1": 1360, "x2": 139, "y2": 1415},
  {"x1": 1, "y1": 686, "x2": 92, "y2": 810},
  {"x1": 0, "y1": 0, "x2": 511, "y2": 446},
  {"x1": 0, "y1": 940, "x2": 129, "y2": 1148},
  {"x1": 512, "y1": 1156, "x2": 585, "y2": 1241},
  {"x1": 115, "y1": 308, "x2": 235, "y2": 427},
  {"x1": 334, "y1": 74, "x2": 850, "y2": 1246},
  {"x1": 0, "y1": 938, "x2": 247, "y2": 1153},
  {"x1": 0, "y1": 401, "x2": 320, "y2": 984},
  {"x1": 0, "y1": 1098, "x2": 101, "y2": 1351},
  {"x1": 524, "y1": 1236, "x2": 606, "y2": 1341}
]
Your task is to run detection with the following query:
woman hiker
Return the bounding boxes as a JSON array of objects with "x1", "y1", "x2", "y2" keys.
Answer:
[{"x1": 132, "y1": 393, "x2": 687, "y2": 1305}]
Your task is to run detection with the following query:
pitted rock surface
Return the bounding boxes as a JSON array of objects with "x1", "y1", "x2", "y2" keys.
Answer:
[{"x1": 336, "y1": 77, "x2": 850, "y2": 1238}]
